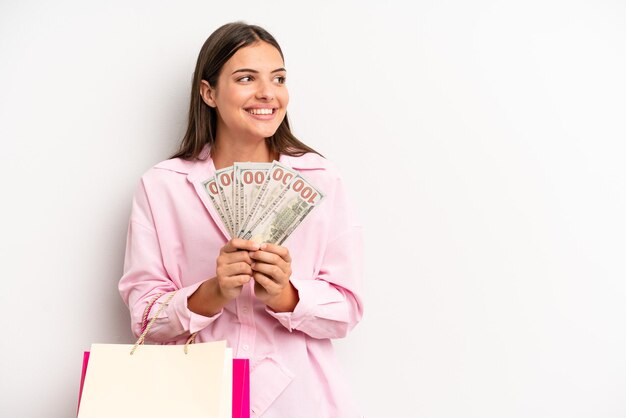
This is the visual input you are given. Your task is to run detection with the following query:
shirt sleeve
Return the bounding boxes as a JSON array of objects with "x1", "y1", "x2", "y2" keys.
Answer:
[
  {"x1": 118, "y1": 178, "x2": 222, "y2": 343},
  {"x1": 265, "y1": 174, "x2": 364, "y2": 339}
]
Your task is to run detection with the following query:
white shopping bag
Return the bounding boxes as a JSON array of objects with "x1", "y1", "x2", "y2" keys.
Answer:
[
  {"x1": 78, "y1": 292, "x2": 232, "y2": 418},
  {"x1": 78, "y1": 342, "x2": 232, "y2": 418}
]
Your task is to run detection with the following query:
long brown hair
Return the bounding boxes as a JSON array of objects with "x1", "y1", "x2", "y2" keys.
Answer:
[{"x1": 171, "y1": 21, "x2": 320, "y2": 160}]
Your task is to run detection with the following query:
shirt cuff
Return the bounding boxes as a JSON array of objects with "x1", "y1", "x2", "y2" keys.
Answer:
[
  {"x1": 166, "y1": 281, "x2": 224, "y2": 334},
  {"x1": 264, "y1": 278, "x2": 343, "y2": 332}
]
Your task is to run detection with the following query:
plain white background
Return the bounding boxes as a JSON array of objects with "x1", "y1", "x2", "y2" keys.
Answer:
[{"x1": 1, "y1": 1, "x2": 625, "y2": 417}]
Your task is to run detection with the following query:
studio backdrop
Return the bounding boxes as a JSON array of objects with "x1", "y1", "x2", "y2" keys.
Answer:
[{"x1": 1, "y1": 1, "x2": 625, "y2": 417}]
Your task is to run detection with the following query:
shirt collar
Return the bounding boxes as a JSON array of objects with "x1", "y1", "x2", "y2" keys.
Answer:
[{"x1": 154, "y1": 144, "x2": 326, "y2": 182}]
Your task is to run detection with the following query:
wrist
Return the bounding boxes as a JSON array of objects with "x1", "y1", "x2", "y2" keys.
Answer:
[
  {"x1": 188, "y1": 277, "x2": 229, "y2": 317},
  {"x1": 267, "y1": 282, "x2": 299, "y2": 313}
]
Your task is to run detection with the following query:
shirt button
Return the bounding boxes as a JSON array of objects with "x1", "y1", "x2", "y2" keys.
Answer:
[
  {"x1": 242, "y1": 307, "x2": 249, "y2": 314},
  {"x1": 243, "y1": 344, "x2": 249, "y2": 351}
]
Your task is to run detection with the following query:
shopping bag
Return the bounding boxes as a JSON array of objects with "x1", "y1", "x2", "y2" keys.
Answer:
[
  {"x1": 232, "y1": 358, "x2": 250, "y2": 418},
  {"x1": 77, "y1": 341, "x2": 231, "y2": 418},
  {"x1": 77, "y1": 351, "x2": 89, "y2": 414},
  {"x1": 77, "y1": 292, "x2": 250, "y2": 418},
  {"x1": 76, "y1": 351, "x2": 250, "y2": 418},
  {"x1": 77, "y1": 292, "x2": 233, "y2": 418},
  {"x1": 78, "y1": 354, "x2": 249, "y2": 418}
]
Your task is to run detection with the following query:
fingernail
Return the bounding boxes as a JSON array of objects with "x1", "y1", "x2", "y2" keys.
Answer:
[{"x1": 260, "y1": 243, "x2": 267, "y2": 250}]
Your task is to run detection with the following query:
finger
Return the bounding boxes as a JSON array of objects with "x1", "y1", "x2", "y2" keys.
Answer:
[
  {"x1": 259, "y1": 243, "x2": 291, "y2": 263},
  {"x1": 218, "y1": 275, "x2": 250, "y2": 298},
  {"x1": 219, "y1": 274, "x2": 251, "y2": 288},
  {"x1": 253, "y1": 272, "x2": 279, "y2": 294},
  {"x1": 251, "y1": 261, "x2": 284, "y2": 283},
  {"x1": 249, "y1": 250, "x2": 290, "y2": 278},
  {"x1": 248, "y1": 250, "x2": 284, "y2": 267},
  {"x1": 221, "y1": 262, "x2": 253, "y2": 277},
  {"x1": 222, "y1": 250, "x2": 252, "y2": 265},
  {"x1": 228, "y1": 274, "x2": 252, "y2": 286},
  {"x1": 222, "y1": 238, "x2": 261, "y2": 254}
]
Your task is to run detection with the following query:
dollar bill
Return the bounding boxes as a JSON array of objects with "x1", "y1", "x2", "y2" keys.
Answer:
[
  {"x1": 241, "y1": 173, "x2": 325, "y2": 244},
  {"x1": 233, "y1": 164, "x2": 242, "y2": 235},
  {"x1": 214, "y1": 166, "x2": 235, "y2": 235},
  {"x1": 202, "y1": 177, "x2": 233, "y2": 237},
  {"x1": 204, "y1": 161, "x2": 324, "y2": 243},
  {"x1": 234, "y1": 162, "x2": 271, "y2": 237},
  {"x1": 242, "y1": 162, "x2": 299, "y2": 234}
]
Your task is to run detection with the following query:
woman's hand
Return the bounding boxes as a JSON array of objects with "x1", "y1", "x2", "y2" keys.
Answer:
[
  {"x1": 215, "y1": 238, "x2": 259, "y2": 300},
  {"x1": 189, "y1": 238, "x2": 259, "y2": 317},
  {"x1": 249, "y1": 243, "x2": 299, "y2": 312}
]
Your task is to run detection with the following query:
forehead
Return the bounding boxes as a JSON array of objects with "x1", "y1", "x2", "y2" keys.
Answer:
[{"x1": 224, "y1": 41, "x2": 284, "y2": 71}]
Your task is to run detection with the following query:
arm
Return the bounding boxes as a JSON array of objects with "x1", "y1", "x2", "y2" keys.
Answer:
[
  {"x1": 118, "y1": 178, "x2": 229, "y2": 342},
  {"x1": 260, "y1": 175, "x2": 365, "y2": 339},
  {"x1": 266, "y1": 226, "x2": 364, "y2": 339},
  {"x1": 118, "y1": 218, "x2": 218, "y2": 342},
  {"x1": 119, "y1": 178, "x2": 265, "y2": 342}
]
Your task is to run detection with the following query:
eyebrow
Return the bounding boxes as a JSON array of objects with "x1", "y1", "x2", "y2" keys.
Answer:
[{"x1": 231, "y1": 67, "x2": 287, "y2": 75}]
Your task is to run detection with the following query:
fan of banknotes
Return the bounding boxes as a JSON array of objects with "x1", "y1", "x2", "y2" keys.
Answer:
[{"x1": 202, "y1": 161, "x2": 325, "y2": 245}]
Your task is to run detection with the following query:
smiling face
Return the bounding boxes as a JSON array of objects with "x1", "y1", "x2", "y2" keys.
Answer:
[{"x1": 200, "y1": 41, "x2": 289, "y2": 146}]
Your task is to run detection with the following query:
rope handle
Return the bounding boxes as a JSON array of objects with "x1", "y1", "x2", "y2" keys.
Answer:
[
  {"x1": 139, "y1": 293, "x2": 163, "y2": 334},
  {"x1": 130, "y1": 292, "x2": 198, "y2": 355}
]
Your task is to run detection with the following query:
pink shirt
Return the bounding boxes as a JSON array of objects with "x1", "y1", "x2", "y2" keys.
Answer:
[{"x1": 118, "y1": 146, "x2": 364, "y2": 417}]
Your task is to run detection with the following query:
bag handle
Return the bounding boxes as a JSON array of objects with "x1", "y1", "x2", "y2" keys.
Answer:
[
  {"x1": 130, "y1": 292, "x2": 198, "y2": 355},
  {"x1": 139, "y1": 293, "x2": 163, "y2": 334}
]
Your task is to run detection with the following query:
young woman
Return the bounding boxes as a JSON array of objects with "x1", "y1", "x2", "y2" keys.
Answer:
[{"x1": 118, "y1": 22, "x2": 364, "y2": 417}]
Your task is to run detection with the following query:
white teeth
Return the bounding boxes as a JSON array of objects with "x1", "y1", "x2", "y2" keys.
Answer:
[{"x1": 247, "y1": 108, "x2": 274, "y2": 115}]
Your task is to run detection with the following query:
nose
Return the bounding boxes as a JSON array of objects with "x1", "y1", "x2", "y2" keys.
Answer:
[{"x1": 255, "y1": 78, "x2": 274, "y2": 101}]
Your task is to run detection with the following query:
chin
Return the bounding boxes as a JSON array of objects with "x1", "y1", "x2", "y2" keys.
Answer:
[{"x1": 255, "y1": 128, "x2": 280, "y2": 139}]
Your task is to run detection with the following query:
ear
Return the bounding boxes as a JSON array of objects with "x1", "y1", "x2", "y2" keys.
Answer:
[{"x1": 200, "y1": 80, "x2": 217, "y2": 108}]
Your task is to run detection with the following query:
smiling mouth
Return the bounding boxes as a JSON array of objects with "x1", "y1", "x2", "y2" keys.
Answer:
[{"x1": 245, "y1": 108, "x2": 277, "y2": 115}]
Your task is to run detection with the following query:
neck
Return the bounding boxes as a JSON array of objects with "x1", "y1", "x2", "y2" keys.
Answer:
[{"x1": 211, "y1": 133, "x2": 277, "y2": 170}]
